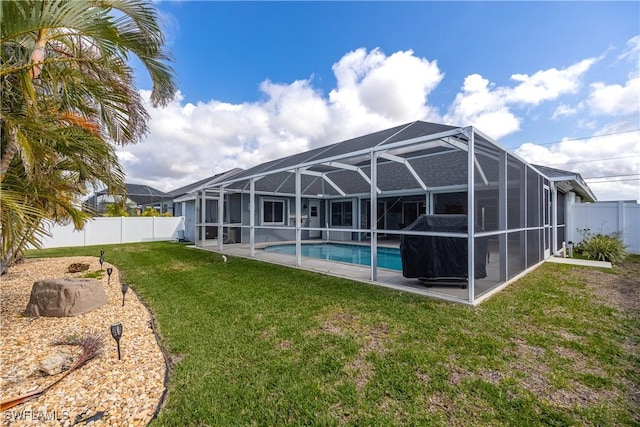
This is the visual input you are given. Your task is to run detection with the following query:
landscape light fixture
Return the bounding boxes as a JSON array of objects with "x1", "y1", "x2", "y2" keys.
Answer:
[
  {"x1": 110, "y1": 323, "x2": 123, "y2": 360},
  {"x1": 121, "y1": 283, "x2": 129, "y2": 307},
  {"x1": 99, "y1": 256, "x2": 104, "y2": 270},
  {"x1": 106, "y1": 267, "x2": 113, "y2": 284}
]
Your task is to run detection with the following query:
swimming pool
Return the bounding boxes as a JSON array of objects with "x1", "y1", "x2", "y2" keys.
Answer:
[{"x1": 263, "y1": 243, "x2": 402, "y2": 271}]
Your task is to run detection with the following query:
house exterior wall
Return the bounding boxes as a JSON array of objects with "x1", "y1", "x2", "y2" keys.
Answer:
[
  {"x1": 184, "y1": 201, "x2": 196, "y2": 242},
  {"x1": 239, "y1": 194, "x2": 315, "y2": 243},
  {"x1": 235, "y1": 193, "x2": 357, "y2": 244}
]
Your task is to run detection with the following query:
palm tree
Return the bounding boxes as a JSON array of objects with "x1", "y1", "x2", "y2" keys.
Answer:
[{"x1": 0, "y1": 0, "x2": 177, "y2": 273}]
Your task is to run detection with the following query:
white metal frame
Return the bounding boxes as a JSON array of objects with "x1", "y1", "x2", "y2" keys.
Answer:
[{"x1": 197, "y1": 123, "x2": 561, "y2": 304}]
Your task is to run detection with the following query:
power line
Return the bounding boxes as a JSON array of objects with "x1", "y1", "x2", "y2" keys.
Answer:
[
  {"x1": 548, "y1": 154, "x2": 640, "y2": 166},
  {"x1": 528, "y1": 129, "x2": 640, "y2": 147},
  {"x1": 584, "y1": 178, "x2": 640, "y2": 183},
  {"x1": 584, "y1": 173, "x2": 640, "y2": 179}
]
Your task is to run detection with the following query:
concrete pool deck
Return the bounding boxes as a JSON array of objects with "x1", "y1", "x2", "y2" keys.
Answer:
[{"x1": 192, "y1": 240, "x2": 504, "y2": 305}]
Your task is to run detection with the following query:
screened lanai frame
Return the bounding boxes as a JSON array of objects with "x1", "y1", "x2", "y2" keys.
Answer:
[{"x1": 195, "y1": 121, "x2": 557, "y2": 304}]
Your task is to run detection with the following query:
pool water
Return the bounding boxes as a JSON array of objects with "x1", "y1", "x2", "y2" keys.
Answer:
[{"x1": 263, "y1": 243, "x2": 402, "y2": 271}]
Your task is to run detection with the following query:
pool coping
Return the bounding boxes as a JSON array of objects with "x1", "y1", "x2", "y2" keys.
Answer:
[
  {"x1": 261, "y1": 241, "x2": 404, "y2": 271},
  {"x1": 191, "y1": 241, "x2": 506, "y2": 306}
]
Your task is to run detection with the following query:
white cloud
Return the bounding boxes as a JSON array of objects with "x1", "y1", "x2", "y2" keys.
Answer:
[
  {"x1": 120, "y1": 47, "x2": 638, "y2": 201},
  {"x1": 121, "y1": 48, "x2": 446, "y2": 191},
  {"x1": 117, "y1": 151, "x2": 138, "y2": 163},
  {"x1": 444, "y1": 74, "x2": 520, "y2": 138},
  {"x1": 325, "y1": 48, "x2": 443, "y2": 142},
  {"x1": 158, "y1": 10, "x2": 180, "y2": 47},
  {"x1": 352, "y1": 49, "x2": 443, "y2": 120},
  {"x1": 618, "y1": 35, "x2": 640, "y2": 61},
  {"x1": 587, "y1": 35, "x2": 640, "y2": 117},
  {"x1": 587, "y1": 76, "x2": 640, "y2": 116},
  {"x1": 444, "y1": 58, "x2": 597, "y2": 139},
  {"x1": 577, "y1": 118, "x2": 598, "y2": 130},
  {"x1": 516, "y1": 129, "x2": 640, "y2": 202},
  {"x1": 260, "y1": 79, "x2": 330, "y2": 139},
  {"x1": 552, "y1": 103, "x2": 580, "y2": 119},
  {"x1": 508, "y1": 58, "x2": 597, "y2": 105}
]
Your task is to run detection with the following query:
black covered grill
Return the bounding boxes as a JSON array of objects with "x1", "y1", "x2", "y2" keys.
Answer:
[{"x1": 400, "y1": 214, "x2": 488, "y2": 280}]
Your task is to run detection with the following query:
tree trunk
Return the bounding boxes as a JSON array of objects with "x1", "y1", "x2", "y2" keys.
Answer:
[
  {"x1": 0, "y1": 127, "x2": 19, "y2": 179},
  {"x1": 29, "y1": 29, "x2": 48, "y2": 80},
  {"x1": 0, "y1": 247, "x2": 18, "y2": 275}
]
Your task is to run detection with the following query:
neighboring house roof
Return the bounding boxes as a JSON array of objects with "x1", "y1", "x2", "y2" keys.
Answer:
[
  {"x1": 86, "y1": 183, "x2": 171, "y2": 207},
  {"x1": 532, "y1": 164, "x2": 596, "y2": 202},
  {"x1": 169, "y1": 168, "x2": 244, "y2": 202}
]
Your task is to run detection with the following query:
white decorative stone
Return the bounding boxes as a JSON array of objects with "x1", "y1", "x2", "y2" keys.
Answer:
[{"x1": 40, "y1": 351, "x2": 74, "y2": 376}]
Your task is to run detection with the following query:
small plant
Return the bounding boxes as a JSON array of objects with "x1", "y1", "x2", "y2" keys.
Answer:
[
  {"x1": 82, "y1": 270, "x2": 104, "y2": 279},
  {"x1": 140, "y1": 207, "x2": 172, "y2": 217},
  {"x1": 141, "y1": 207, "x2": 160, "y2": 217},
  {"x1": 577, "y1": 229, "x2": 627, "y2": 264},
  {"x1": 105, "y1": 198, "x2": 130, "y2": 217}
]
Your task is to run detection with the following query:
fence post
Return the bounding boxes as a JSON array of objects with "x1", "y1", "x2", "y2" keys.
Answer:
[
  {"x1": 618, "y1": 201, "x2": 624, "y2": 235},
  {"x1": 152, "y1": 217, "x2": 156, "y2": 241},
  {"x1": 120, "y1": 217, "x2": 125, "y2": 243}
]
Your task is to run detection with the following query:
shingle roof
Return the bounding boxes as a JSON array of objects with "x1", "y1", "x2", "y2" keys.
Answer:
[
  {"x1": 196, "y1": 121, "x2": 596, "y2": 202},
  {"x1": 214, "y1": 121, "x2": 504, "y2": 195},
  {"x1": 532, "y1": 164, "x2": 596, "y2": 202},
  {"x1": 86, "y1": 183, "x2": 170, "y2": 207},
  {"x1": 532, "y1": 164, "x2": 578, "y2": 178},
  {"x1": 167, "y1": 168, "x2": 244, "y2": 197},
  {"x1": 227, "y1": 121, "x2": 462, "y2": 183}
]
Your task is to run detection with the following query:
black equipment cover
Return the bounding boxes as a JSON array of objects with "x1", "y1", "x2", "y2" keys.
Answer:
[{"x1": 400, "y1": 214, "x2": 488, "y2": 280}]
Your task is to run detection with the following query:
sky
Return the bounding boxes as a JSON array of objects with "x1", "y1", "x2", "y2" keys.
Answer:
[{"x1": 119, "y1": 1, "x2": 640, "y2": 202}]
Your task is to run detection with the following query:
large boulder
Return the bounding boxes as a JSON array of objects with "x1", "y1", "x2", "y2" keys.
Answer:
[{"x1": 25, "y1": 278, "x2": 108, "y2": 317}]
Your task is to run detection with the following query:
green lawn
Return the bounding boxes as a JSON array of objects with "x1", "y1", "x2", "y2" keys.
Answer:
[{"x1": 31, "y1": 242, "x2": 639, "y2": 426}]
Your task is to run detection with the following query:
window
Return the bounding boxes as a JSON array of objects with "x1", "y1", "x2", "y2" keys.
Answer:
[
  {"x1": 434, "y1": 192, "x2": 467, "y2": 214},
  {"x1": 263, "y1": 199, "x2": 285, "y2": 224},
  {"x1": 331, "y1": 201, "x2": 352, "y2": 227}
]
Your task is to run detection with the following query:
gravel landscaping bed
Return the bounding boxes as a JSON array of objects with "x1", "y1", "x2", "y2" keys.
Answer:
[{"x1": 1, "y1": 257, "x2": 166, "y2": 426}]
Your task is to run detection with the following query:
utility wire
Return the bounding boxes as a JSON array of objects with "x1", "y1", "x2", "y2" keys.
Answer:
[
  {"x1": 525, "y1": 129, "x2": 640, "y2": 147},
  {"x1": 548, "y1": 154, "x2": 640, "y2": 166},
  {"x1": 584, "y1": 173, "x2": 640, "y2": 179},
  {"x1": 584, "y1": 178, "x2": 640, "y2": 183}
]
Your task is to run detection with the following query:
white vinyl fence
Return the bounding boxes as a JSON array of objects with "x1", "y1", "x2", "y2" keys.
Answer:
[
  {"x1": 567, "y1": 201, "x2": 640, "y2": 254},
  {"x1": 33, "y1": 217, "x2": 185, "y2": 249}
]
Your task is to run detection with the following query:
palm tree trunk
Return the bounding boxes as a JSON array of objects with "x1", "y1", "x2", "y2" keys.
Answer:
[
  {"x1": 0, "y1": 214, "x2": 39, "y2": 275},
  {"x1": 0, "y1": 27, "x2": 48, "y2": 179},
  {"x1": 0, "y1": 247, "x2": 17, "y2": 275},
  {"x1": 29, "y1": 29, "x2": 48, "y2": 80},
  {"x1": 0, "y1": 127, "x2": 18, "y2": 179}
]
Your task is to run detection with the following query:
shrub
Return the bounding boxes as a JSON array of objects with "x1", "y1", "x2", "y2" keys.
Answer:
[
  {"x1": 140, "y1": 207, "x2": 172, "y2": 217},
  {"x1": 579, "y1": 231, "x2": 627, "y2": 264},
  {"x1": 105, "y1": 201, "x2": 130, "y2": 217},
  {"x1": 141, "y1": 207, "x2": 161, "y2": 217}
]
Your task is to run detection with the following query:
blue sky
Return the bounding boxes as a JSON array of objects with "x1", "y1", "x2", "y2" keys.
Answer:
[{"x1": 121, "y1": 1, "x2": 640, "y2": 201}]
